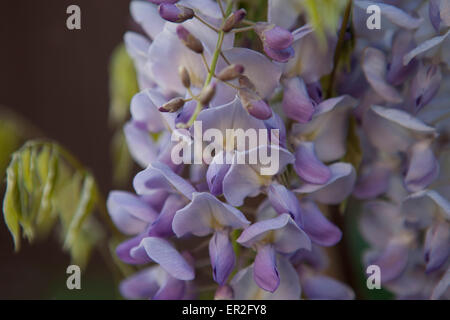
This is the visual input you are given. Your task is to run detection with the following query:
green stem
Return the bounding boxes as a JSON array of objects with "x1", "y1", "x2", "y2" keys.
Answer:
[
  {"x1": 326, "y1": 0, "x2": 353, "y2": 99},
  {"x1": 182, "y1": 1, "x2": 233, "y2": 128}
]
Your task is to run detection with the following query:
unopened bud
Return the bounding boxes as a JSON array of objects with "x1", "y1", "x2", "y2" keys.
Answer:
[
  {"x1": 217, "y1": 64, "x2": 245, "y2": 81},
  {"x1": 255, "y1": 22, "x2": 293, "y2": 50},
  {"x1": 239, "y1": 88, "x2": 272, "y2": 120},
  {"x1": 238, "y1": 75, "x2": 256, "y2": 91},
  {"x1": 199, "y1": 82, "x2": 216, "y2": 105},
  {"x1": 179, "y1": 66, "x2": 191, "y2": 88},
  {"x1": 222, "y1": 9, "x2": 247, "y2": 32},
  {"x1": 158, "y1": 4, "x2": 194, "y2": 23},
  {"x1": 159, "y1": 97, "x2": 185, "y2": 112},
  {"x1": 176, "y1": 25, "x2": 204, "y2": 54}
]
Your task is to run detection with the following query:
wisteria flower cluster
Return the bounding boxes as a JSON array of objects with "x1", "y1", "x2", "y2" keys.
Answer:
[{"x1": 103, "y1": 0, "x2": 450, "y2": 300}]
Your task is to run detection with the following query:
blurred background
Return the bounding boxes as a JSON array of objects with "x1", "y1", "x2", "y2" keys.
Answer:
[{"x1": 0, "y1": 0, "x2": 132, "y2": 299}]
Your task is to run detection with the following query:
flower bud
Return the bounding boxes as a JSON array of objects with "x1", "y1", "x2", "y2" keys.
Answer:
[
  {"x1": 222, "y1": 9, "x2": 247, "y2": 32},
  {"x1": 217, "y1": 64, "x2": 245, "y2": 81},
  {"x1": 176, "y1": 25, "x2": 204, "y2": 54},
  {"x1": 199, "y1": 82, "x2": 217, "y2": 105},
  {"x1": 159, "y1": 97, "x2": 185, "y2": 112},
  {"x1": 255, "y1": 22, "x2": 293, "y2": 50},
  {"x1": 159, "y1": 4, "x2": 194, "y2": 23},
  {"x1": 238, "y1": 75, "x2": 255, "y2": 91},
  {"x1": 179, "y1": 66, "x2": 191, "y2": 88},
  {"x1": 239, "y1": 88, "x2": 272, "y2": 120}
]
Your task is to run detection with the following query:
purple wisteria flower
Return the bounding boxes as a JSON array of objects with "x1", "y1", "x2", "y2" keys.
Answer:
[{"x1": 102, "y1": 0, "x2": 450, "y2": 301}]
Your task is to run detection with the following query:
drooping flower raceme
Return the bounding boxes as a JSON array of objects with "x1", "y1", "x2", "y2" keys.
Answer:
[{"x1": 107, "y1": 0, "x2": 450, "y2": 300}]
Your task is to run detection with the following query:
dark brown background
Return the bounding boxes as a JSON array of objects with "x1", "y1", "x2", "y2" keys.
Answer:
[{"x1": 0, "y1": 0, "x2": 132, "y2": 299}]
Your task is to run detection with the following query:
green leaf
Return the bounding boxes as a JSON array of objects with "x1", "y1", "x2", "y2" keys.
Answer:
[
  {"x1": 3, "y1": 158, "x2": 22, "y2": 251},
  {"x1": 64, "y1": 173, "x2": 97, "y2": 249}
]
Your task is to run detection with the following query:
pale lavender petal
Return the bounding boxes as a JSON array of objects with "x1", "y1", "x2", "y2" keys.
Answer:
[
  {"x1": 268, "y1": 0, "x2": 299, "y2": 30},
  {"x1": 138, "y1": 237, "x2": 195, "y2": 280},
  {"x1": 153, "y1": 276, "x2": 186, "y2": 300},
  {"x1": 148, "y1": 194, "x2": 187, "y2": 238},
  {"x1": 237, "y1": 213, "x2": 311, "y2": 253},
  {"x1": 290, "y1": 245, "x2": 329, "y2": 271},
  {"x1": 405, "y1": 140, "x2": 439, "y2": 193},
  {"x1": 172, "y1": 192, "x2": 250, "y2": 237},
  {"x1": 387, "y1": 31, "x2": 418, "y2": 86},
  {"x1": 119, "y1": 267, "x2": 161, "y2": 299},
  {"x1": 267, "y1": 183, "x2": 302, "y2": 224},
  {"x1": 431, "y1": 267, "x2": 450, "y2": 300},
  {"x1": 294, "y1": 142, "x2": 331, "y2": 184},
  {"x1": 124, "y1": 31, "x2": 151, "y2": 63},
  {"x1": 362, "y1": 47, "x2": 403, "y2": 103},
  {"x1": 116, "y1": 233, "x2": 148, "y2": 265},
  {"x1": 130, "y1": 0, "x2": 165, "y2": 40},
  {"x1": 294, "y1": 163, "x2": 356, "y2": 205},
  {"x1": 300, "y1": 271, "x2": 355, "y2": 300},
  {"x1": 355, "y1": 1, "x2": 423, "y2": 29},
  {"x1": 223, "y1": 48, "x2": 282, "y2": 98},
  {"x1": 107, "y1": 191, "x2": 158, "y2": 235},
  {"x1": 264, "y1": 112, "x2": 287, "y2": 148},
  {"x1": 365, "y1": 237, "x2": 409, "y2": 283},
  {"x1": 209, "y1": 230, "x2": 235, "y2": 285},
  {"x1": 124, "y1": 121, "x2": 158, "y2": 167},
  {"x1": 403, "y1": 30, "x2": 450, "y2": 65},
  {"x1": 133, "y1": 161, "x2": 196, "y2": 200},
  {"x1": 206, "y1": 155, "x2": 231, "y2": 196},
  {"x1": 282, "y1": 77, "x2": 315, "y2": 123},
  {"x1": 254, "y1": 244, "x2": 279, "y2": 292},
  {"x1": 231, "y1": 255, "x2": 301, "y2": 300},
  {"x1": 299, "y1": 200, "x2": 342, "y2": 247},
  {"x1": 424, "y1": 222, "x2": 450, "y2": 273},
  {"x1": 353, "y1": 163, "x2": 391, "y2": 199}
]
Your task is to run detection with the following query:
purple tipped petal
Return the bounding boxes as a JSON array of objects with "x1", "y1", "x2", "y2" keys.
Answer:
[
  {"x1": 153, "y1": 276, "x2": 186, "y2": 300},
  {"x1": 282, "y1": 77, "x2": 315, "y2": 123},
  {"x1": 209, "y1": 230, "x2": 235, "y2": 285},
  {"x1": 107, "y1": 191, "x2": 158, "y2": 235},
  {"x1": 294, "y1": 142, "x2": 331, "y2": 184},
  {"x1": 263, "y1": 45, "x2": 294, "y2": 63},
  {"x1": 206, "y1": 154, "x2": 231, "y2": 196},
  {"x1": 365, "y1": 237, "x2": 409, "y2": 283},
  {"x1": 424, "y1": 222, "x2": 450, "y2": 273},
  {"x1": 300, "y1": 270, "x2": 355, "y2": 300},
  {"x1": 116, "y1": 233, "x2": 148, "y2": 265},
  {"x1": 254, "y1": 244, "x2": 280, "y2": 292},
  {"x1": 137, "y1": 237, "x2": 195, "y2": 280},
  {"x1": 133, "y1": 161, "x2": 196, "y2": 200},
  {"x1": 267, "y1": 183, "x2": 302, "y2": 224},
  {"x1": 429, "y1": 0, "x2": 442, "y2": 32},
  {"x1": 265, "y1": 29, "x2": 293, "y2": 49},
  {"x1": 299, "y1": 200, "x2": 342, "y2": 247},
  {"x1": 294, "y1": 163, "x2": 356, "y2": 205},
  {"x1": 172, "y1": 192, "x2": 250, "y2": 237},
  {"x1": 237, "y1": 213, "x2": 311, "y2": 253},
  {"x1": 247, "y1": 99, "x2": 273, "y2": 120},
  {"x1": 147, "y1": 194, "x2": 187, "y2": 238},
  {"x1": 119, "y1": 267, "x2": 161, "y2": 299},
  {"x1": 231, "y1": 255, "x2": 301, "y2": 300},
  {"x1": 404, "y1": 140, "x2": 439, "y2": 193},
  {"x1": 408, "y1": 64, "x2": 442, "y2": 114}
]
